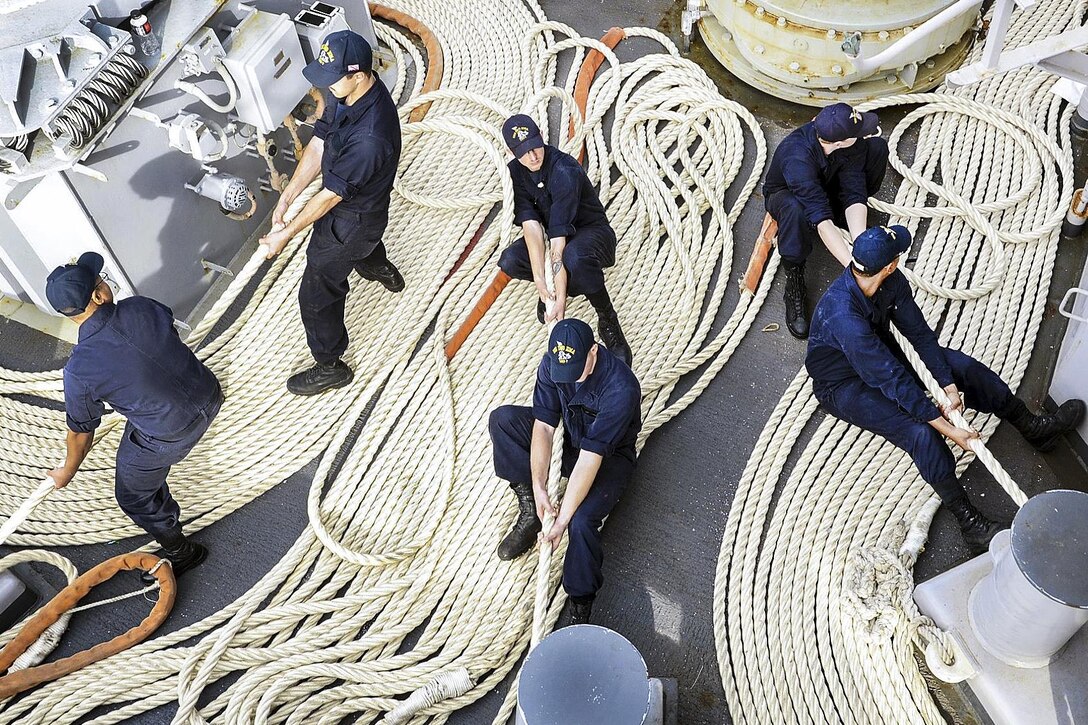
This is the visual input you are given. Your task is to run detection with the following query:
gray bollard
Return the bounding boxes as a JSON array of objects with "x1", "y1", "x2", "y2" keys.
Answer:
[
  {"x1": 517, "y1": 624, "x2": 660, "y2": 725},
  {"x1": 968, "y1": 489, "x2": 1088, "y2": 668}
]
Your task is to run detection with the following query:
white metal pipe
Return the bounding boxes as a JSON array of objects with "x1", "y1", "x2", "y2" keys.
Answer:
[
  {"x1": 1074, "y1": 178, "x2": 1088, "y2": 216},
  {"x1": 853, "y1": 0, "x2": 983, "y2": 76},
  {"x1": 1076, "y1": 87, "x2": 1088, "y2": 131},
  {"x1": 1062, "y1": 185, "x2": 1088, "y2": 237},
  {"x1": 981, "y1": 0, "x2": 1017, "y2": 70}
]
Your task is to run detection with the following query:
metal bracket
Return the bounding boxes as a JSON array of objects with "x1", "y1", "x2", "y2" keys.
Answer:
[
  {"x1": 167, "y1": 113, "x2": 228, "y2": 162},
  {"x1": 1037, "y1": 50, "x2": 1088, "y2": 87},
  {"x1": 841, "y1": 32, "x2": 863, "y2": 59},
  {"x1": 0, "y1": 147, "x2": 28, "y2": 175},
  {"x1": 900, "y1": 62, "x2": 919, "y2": 89},
  {"x1": 179, "y1": 27, "x2": 226, "y2": 78},
  {"x1": 199, "y1": 258, "x2": 234, "y2": 276},
  {"x1": 924, "y1": 633, "x2": 978, "y2": 683},
  {"x1": 68, "y1": 163, "x2": 107, "y2": 182},
  {"x1": 947, "y1": 1, "x2": 1087, "y2": 88},
  {"x1": 680, "y1": 0, "x2": 710, "y2": 53},
  {"x1": 1059, "y1": 288, "x2": 1088, "y2": 324},
  {"x1": 131, "y1": 107, "x2": 229, "y2": 162}
]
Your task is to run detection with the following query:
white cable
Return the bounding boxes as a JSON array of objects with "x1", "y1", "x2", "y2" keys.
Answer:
[{"x1": 174, "y1": 58, "x2": 239, "y2": 115}]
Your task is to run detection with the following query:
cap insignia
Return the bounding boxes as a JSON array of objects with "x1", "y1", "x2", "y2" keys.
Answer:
[{"x1": 552, "y1": 342, "x2": 575, "y2": 364}]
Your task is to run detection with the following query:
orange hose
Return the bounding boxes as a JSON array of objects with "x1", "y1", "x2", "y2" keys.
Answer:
[
  {"x1": 741, "y1": 213, "x2": 777, "y2": 295},
  {"x1": 443, "y1": 272, "x2": 513, "y2": 360},
  {"x1": 570, "y1": 27, "x2": 626, "y2": 163},
  {"x1": 372, "y1": 4, "x2": 444, "y2": 123},
  {"x1": 0, "y1": 552, "x2": 176, "y2": 699}
]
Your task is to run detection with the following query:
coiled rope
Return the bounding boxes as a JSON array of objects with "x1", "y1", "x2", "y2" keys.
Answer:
[
  {"x1": 714, "y1": 1, "x2": 1082, "y2": 722},
  {"x1": 0, "y1": 1, "x2": 773, "y2": 722}
]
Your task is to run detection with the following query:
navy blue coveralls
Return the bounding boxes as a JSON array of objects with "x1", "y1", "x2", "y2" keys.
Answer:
[
  {"x1": 806, "y1": 268, "x2": 1016, "y2": 501},
  {"x1": 764, "y1": 122, "x2": 889, "y2": 264},
  {"x1": 63, "y1": 298, "x2": 222, "y2": 536},
  {"x1": 489, "y1": 346, "x2": 641, "y2": 600},
  {"x1": 499, "y1": 145, "x2": 616, "y2": 297},
  {"x1": 301, "y1": 80, "x2": 402, "y2": 364}
]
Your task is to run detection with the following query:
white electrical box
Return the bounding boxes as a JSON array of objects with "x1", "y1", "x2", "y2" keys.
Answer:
[
  {"x1": 222, "y1": 10, "x2": 309, "y2": 135},
  {"x1": 294, "y1": 2, "x2": 351, "y2": 64}
]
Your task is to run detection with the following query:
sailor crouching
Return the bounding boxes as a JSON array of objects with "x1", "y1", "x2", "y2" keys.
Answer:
[
  {"x1": 489, "y1": 319, "x2": 641, "y2": 625},
  {"x1": 498, "y1": 114, "x2": 632, "y2": 367},
  {"x1": 764, "y1": 102, "x2": 889, "y2": 339},
  {"x1": 46, "y1": 252, "x2": 221, "y2": 582}
]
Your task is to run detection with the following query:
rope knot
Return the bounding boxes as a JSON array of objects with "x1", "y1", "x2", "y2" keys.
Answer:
[{"x1": 843, "y1": 520, "x2": 914, "y2": 641}]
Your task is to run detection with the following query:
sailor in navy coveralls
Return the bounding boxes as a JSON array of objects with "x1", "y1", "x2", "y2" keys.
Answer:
[
  {"x1": 47, "y1": 252, "x2": 221, "y2": 581},
  {"x1": 260, "y1": 30, "x2": 403, "y2": 396},
  {"x1": 498, "y1": 114, "x2": 632, "y2": 367},
  {"x1": 805, "y1": 225, "x2": 1085, "y2": 554},
  {"x1": 489, "y1": 318, "x2": 641, "y2": 625},
  {"x1": 764, "y1": 102, "x2": 889, "y2": 339}
]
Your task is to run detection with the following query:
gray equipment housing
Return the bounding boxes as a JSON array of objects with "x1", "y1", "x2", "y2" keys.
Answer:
[
  {"x1": 0, "y1": 0, "x2": 397, "y2": 323},
  {"x1": 915, "y1": 489, "x2": 1088, "y2": 725}
]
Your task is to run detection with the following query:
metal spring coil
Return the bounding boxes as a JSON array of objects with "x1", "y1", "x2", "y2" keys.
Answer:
[
  {"x1": 52, "y1": 50, "x2": 148, "y2": 148},
  {"x1": 0, "y1": 134, "x2": 28, "y2": 152}
]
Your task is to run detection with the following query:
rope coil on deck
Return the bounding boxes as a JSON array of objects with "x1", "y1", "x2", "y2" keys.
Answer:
[
  {"x1": 715, "y1": 0, "x2": 1082, "y2": 722},
  {"x1": 0, "y1": 1, "x2": 772, "y2": 722}
]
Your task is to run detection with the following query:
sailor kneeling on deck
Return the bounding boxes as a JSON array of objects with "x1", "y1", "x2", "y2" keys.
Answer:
[
  {"x1": 805, "y1": 225, "x2": 1086, "y2": 554},
  {"x1": 47, "y1": 252, "x2": 221, "y2": 581},
  {"x1": 498, "y1": 114, "x2": 632, "y2": 367},
  {"x1": 489, "y1": 319, "x2": 641, "y2": 625}
]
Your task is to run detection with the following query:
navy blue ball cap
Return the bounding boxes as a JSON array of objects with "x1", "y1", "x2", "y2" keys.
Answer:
[
  {"x1": 46, "y1": 251, "x2": 104, "y2": 316},
  {"x1": 303, "y1": 30, "x2": 373, "y2": 88},
  {"x1": 852, "y1": 225, "x2": 911, "y2": 274},
  {"x1": 548, "y1": 318, "x2": 595, "y2": 383},
  {"x1": 814, "y1": 102, "x2": 880, "y2": 143},
  {"x1": 502, "y1": 114, "x2": 544, "y2": 158}
]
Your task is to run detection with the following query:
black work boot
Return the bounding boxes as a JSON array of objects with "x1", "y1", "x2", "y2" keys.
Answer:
[
  {"x1": 597, "y1": 311, "x2": 632, "y2": 368},
  {"x1": 497, "y1": 482, "x2": 541, "y2": 561},
  {"x1": 357, "y1": 261, "x2": 405, "y2": 293},
  {"x1": 563, "y1": 597, "x2": 594, "y2": 627},
  {"x1": 1003, "y1": 397, "x2": 1086, "y2": 453},
  {"x1": 141, "y1": 526, "x2": 208, "y2": 585},
  {"x1": 947, "y1": 495, "x2": 1008, "y2": 556},
  {"x1": 782, "y1": 261, "x2": 809, "y2": 339},
  {"x1": 587, "y1": 289, "x2": 633, "y2": 367},
  {"x1": 286, "y1": 359, "x2": 354, "y2": 396}
]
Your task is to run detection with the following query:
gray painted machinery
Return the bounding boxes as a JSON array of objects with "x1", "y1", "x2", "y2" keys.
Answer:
[{"x1": 0, "y1": 0, "x2": 397, "y2": 322}]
